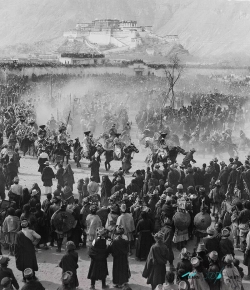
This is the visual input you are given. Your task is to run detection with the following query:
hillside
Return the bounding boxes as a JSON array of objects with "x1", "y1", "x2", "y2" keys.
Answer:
[{"x1": 0, "y1": 0, "x2": 250, "y2": 60}]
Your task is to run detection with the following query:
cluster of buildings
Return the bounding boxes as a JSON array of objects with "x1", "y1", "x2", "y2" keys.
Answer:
[{"x1": 63, "y1": 19, "x2": 152, "y2": 50}]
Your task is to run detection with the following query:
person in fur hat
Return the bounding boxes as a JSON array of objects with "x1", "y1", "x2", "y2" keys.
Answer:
[{"x1": 88, "y1": 227, "x2": 109, "y2": 289}]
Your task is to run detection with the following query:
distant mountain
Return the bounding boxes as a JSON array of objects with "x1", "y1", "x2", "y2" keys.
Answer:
[{"x1": 0, "y1": 0, "x2": 250, "y2": 60}]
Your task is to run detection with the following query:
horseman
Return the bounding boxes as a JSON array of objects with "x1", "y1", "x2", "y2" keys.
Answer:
[
  {"x1": 15, "y1": 115, "x2": 28, "y2": 146},
  {"x1": 58, "y1": 125, "x2": 68, "y2": 144},
  {"x1": 73, "y1": 137, "x2": 82, "y2": 167},
  {"x1": 109, "y1": 124, "x2": 117, "y2": 139},
  {"x1": 27, "y1": 119, "x2": 37, "y2": 140},
  {"x1": 123, "y1": 122, "x2": 131, "y2": 134},
  {"x1": 82, "y1": 131, "x2": 92, "y2": 159},
  {"x1": 38, "y1": 125, "x2": 47, "y2": 139},
  {"x1": 158, "y1": 132, "x2": 168, "y2": 149}
]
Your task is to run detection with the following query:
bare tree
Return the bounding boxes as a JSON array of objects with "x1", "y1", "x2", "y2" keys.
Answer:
[{"x1": 163, "y1": 54, "x2": 183, "y2": 108}]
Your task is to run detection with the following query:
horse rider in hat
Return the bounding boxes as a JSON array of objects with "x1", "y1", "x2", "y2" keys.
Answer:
[
  {"x1": 109, "y1": 124, "x2": 117, "y2": 140},
  {"x1": 182, "y1": 148, "x2": 196, "y2": 168},
  {"x1": 82, "y1": 131, "x2": 92, "y2": 159},
  {"x1": 27, "y1": 119, "x2": 37, "y2": 142},
  {"x1": 158, "y1": 132, "x2": 168, "y2": 149},
  {"x1": 58, "y1": 125, "x2": 68, "y2": 144},
  {"x1": 37, "y1": 125, "x2": 47, "y2": 139},
  {"x1": 15, "y1": 115, "x2": 28, "y2": 144}
]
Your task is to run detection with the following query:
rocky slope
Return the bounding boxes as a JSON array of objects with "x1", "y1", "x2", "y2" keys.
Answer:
[{"x1": 1, "y1": 0, "x2": 250, "y2": 59}]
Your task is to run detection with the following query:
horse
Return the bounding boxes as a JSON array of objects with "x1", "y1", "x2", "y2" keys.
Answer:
[
  {"x1": 146, "y1": 145, "x2": 186, "y2": 170},
  {"x1": 122, "y1": 143, "x2": 139, "y2": 174},
  {"x1": 97, "y1": 133, "x2": 115, "y2": 171}
]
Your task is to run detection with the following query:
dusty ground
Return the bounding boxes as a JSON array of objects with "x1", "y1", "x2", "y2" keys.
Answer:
[{"x1": 2, "y1": 119, "x2": 250, "y2": 290}]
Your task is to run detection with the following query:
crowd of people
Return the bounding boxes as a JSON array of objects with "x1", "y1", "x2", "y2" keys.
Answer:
[
  {"x1": 0, "y1": 71, "x2": 250, "y2": 290},
  {"x1": 0, "y1": 147, "x2": 250, "y2": 290}
]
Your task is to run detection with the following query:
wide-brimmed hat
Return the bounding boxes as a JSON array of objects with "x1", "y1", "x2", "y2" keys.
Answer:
[
  {"x1": 66, "y1": 241, "x2": 76, "y2": 251},
  {"x1": 115, "y1": 225, "x2": 124, "y2": 235},
  {"x1": 191, "y1": 257, "x2": 200, "y2": 267},
  {"x1": 0, "y1": 256, "x2": 9, "y2": 265},
  {"x1": 31, "y1": 189, "x2": 38, "y2": 197},
  {"x1": 23, "y1": 268, "x2": 33, "y2": 278},
  {"x1": 39, "y1": 125, "x2": 46, "y2": 129},
  {"x1": 207, "y1": 227, "x2": 215, "y2": 235},
  {"x1": 96, "y1": 227, "x2": 106, "y2": 237},
  {"x1": 21, "y1": 219, "x2": 29, "y2": 228},
  {"x1": 62, "y1": 271, "x2": 73, "y2": 284},
  {"x1": 115, "y1": 133, "x2": 121, "y2": 137},
  {"x1": 196, "y1": 243, "x2": 207, "y2": 253},
  {"x1": 208, "y1": 251, "x2": 218, "y2": 261},
  {"x1": 221, "y1": 228, "x2": 230, "y2": 237},
  {"x1": 180, "y1": 248, "x2": 189, "y2": 259},
  {"x1": 45, "y1": 161, "x2": 50, "y2": 166},
  {"x1": 84, "y1": 131, "x2": 91, "y2": 135}
]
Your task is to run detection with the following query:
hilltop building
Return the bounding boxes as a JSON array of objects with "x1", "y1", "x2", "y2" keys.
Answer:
[{"x1": 63, "y1": 19, "x2": 152, "y2": 50}]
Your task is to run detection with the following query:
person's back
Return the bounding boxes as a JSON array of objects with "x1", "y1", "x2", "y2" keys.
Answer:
[{"x1": 21, "y1": 279, "x2": 45, "y2": 290}]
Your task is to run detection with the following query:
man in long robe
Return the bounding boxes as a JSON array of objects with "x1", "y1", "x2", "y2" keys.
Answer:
[
  {"x1": 15, "y1": 219, "x2": 40, "y2": 281},
  {"x1": 142, "y1": 231, "x2": 169, "y2": 290},
  {"x1": 108, "y1": 225, "x2": 130, "y2": 288}
]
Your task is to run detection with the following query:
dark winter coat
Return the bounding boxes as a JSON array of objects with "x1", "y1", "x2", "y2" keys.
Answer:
[
  {"x1": 59, "y1": 251, "x2": 79, "y2": 287},
  {"x1": 0, "y1": 266, "x2": 19, "y2": 290},
  {"x1": 56, "y1": 168, "x2": 64, "y2": 187},
  {"x1": 88, "y1": 160, "x2": 100, "y2": 183},
  {"x1": 203, "y1": 236, "x2": 220, "y2": 254},
  {"x1": 135, "y1": 218, "x2": 154, "y2": 260},
  {"x1": 142, "y1": 241, "x2": 168, "y2": 290},
  {"x1": 15, "y1": 231, "x2": 38, "y2": 272},
  {"x1": 21, "y1": 280, "x2": 45, "y2": 290},
  {"x1": 108, "y1": 236, "x2": 130, "y2": 285},
  {"x1": 41, "y1": 166, "x2": 55, "y2": 187},
  {"x1": 88, "y1": 238, "x2": 109, "y2": 280}
]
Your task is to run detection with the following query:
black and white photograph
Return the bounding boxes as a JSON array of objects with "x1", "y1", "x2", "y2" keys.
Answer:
[{"x1": 0, "y1": 0, "x2": 249, "y2": 289}]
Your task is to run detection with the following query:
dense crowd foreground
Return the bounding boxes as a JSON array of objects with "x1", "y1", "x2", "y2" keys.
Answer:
[
  {"x1": 1, "y1": 148, "x2": 250, "y2": 290},
  {"x1": 1, "y1": 77, "x2": 250, "y2": 290}
]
